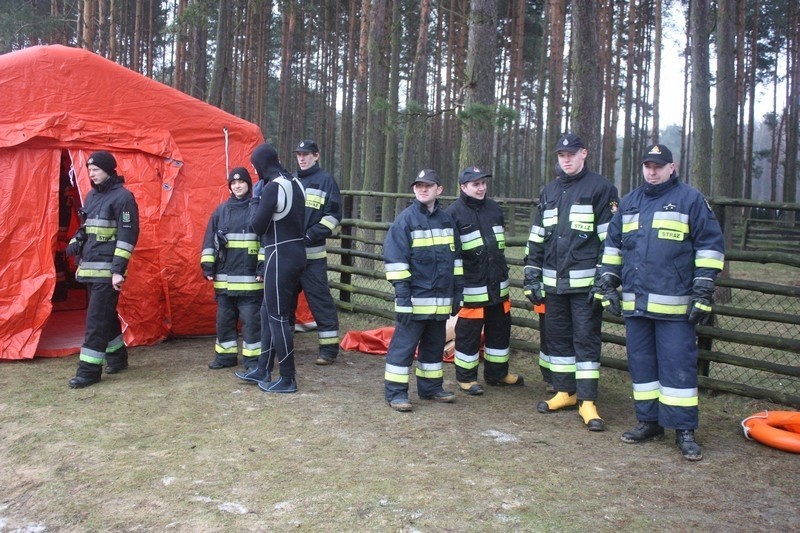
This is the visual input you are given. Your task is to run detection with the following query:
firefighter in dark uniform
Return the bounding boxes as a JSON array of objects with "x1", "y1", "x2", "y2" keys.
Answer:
[
  {"x1": 597, "y1": 144, "x2": 725, "y2": 461},
  {"x1": 383, "y1": 169, "x2": 462, "y2": 412},
  {"x1": 201, "y1": 167, "x2": 263, "y2": 371},
  {"x1": 291, "y1": 140, "x2": 342, "y2": 365},
  {"x1": 66, "y1": 151, "x2": 139, "y2": 388},
  {"x1": 524, "y1": 133, "x2": 618, "y2": 431},
  {"x1": 53, "y1": 152, "x2": 74, "y2": 302},
  {"x1": 238, "y1": 143, "x2": 306, "y2": 393},
  {"x1": 445, "y1": 166, "x2": 523, "y2": 395}
]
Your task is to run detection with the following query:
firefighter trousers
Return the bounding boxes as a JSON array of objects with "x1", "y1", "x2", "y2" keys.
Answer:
[
  {"x1": 293, "y1": 258, "x2": 339, "y2": 359},
  {"x1": 214, "y1": 293, "x2": 262, "y2": 366},
  {"x1": 545, "y1": 292, "x2": 602, "y2": 400},
  {"x1": 454, "y1": 301, "x2": 511, "y2": 384},
  {"x1": 625, "y1": 317, "x2": 700, "y2": 430},
  {"x1": 384, "y1": 318, "x2": 447, "y2": 402},
  {"x1": 79, "y1": 282, "x2": 126, "y2": 365}
]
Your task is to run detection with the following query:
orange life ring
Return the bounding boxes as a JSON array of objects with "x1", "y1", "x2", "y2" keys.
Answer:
[{"x1": 741, "y1": 410, "x2": 800, "y2": 454}]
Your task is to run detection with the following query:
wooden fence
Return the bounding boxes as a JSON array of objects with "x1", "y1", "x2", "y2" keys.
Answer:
[{"x1": 328, "y1": 192, "x2": 800, "y2": 407}]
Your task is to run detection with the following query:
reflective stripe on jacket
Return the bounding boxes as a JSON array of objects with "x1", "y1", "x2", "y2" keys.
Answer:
[
  {"x1": 600, "y1": 174, "x2": 725, "y2": 320},
  {"x1": 76, "y1": 175, "x2": 139, "y2": 283},
  {"x1": 384, "y1": 199, "x2": 463, "y2": 319},
  {"x1": 446, "y1": 193, "x2": 510, "y2": 308},
  {"x1": 297, "y1": 163, "x2": 342, "y2": 260},
  {"x1": 201, "y1": 195, "x2": 263, "y2": 295},
  {"x1": 524, "y1": 167, "x2": 618, "y2": 295}
]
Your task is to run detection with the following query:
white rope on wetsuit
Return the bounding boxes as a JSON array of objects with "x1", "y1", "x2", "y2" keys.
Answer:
[
  {"x1": 223, "y1": 127, "x2": 230, "y2": 180},
  {"x1": 257, "y1": 235, "x2": 296, "y2": 369}
]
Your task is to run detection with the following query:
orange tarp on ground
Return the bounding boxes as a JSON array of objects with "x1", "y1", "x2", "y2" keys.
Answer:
[
  {"x1": 340, "y1": 317, "x2": 473, "y2": 363},
  {"x1": 0, "y1": 45, "x2": 265, "y2": 360}
]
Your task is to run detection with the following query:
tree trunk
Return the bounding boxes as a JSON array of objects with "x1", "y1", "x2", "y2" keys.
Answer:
[
  {"x1": 363, "y1": 0, "x2": 389, "y2": 223},
  {"x1": 400, "y1": 0, "x2": 432, "y2": 199},
  {"x1": 382, "y1": 0, "x2": 400, "y2": 218},
  {"x1": 82, "y1": 0, "x2": 96, "y2": 50},
  {"x1": 690, "y1": 0, "x2": 713, "y2": 195},
  {"x1": 570, "y1": 0, "x2": 602, "y2": 169},
  {"x1": 339, "y1": 0, "x2": 360, "y2": 193},
  {"x1": 784, "y1": 0, "x2": 799, "y2": 204},
  {"x1": 712, "y1": 0, "x2": 737, "y2": 199},
  {"x1": 459, "y1": 0, "x2": 497, "y2": 170},
  {"x1": 620, "y1": 0, "x2": 636, "y2": 195},
  {"x1": 277, "y1": 0, "x2": 296, "y2": 157},
  {"x1": 651, "y1": 0, "x2": 662, "y2": 143},
  {"x1": 744, "y1": 0, "x2": 758, "y2": 201},
  {"x1": 546, "y1": 0, "x2": 565, "y2": 165},
  {"x1": 208, "y1": 0, "x2": 231, "y2": 109}
]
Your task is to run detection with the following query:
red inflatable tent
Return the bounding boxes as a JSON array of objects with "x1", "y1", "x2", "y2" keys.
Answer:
[{"x1": 0, "y1": 45, "x2": 265, "y2": 360}]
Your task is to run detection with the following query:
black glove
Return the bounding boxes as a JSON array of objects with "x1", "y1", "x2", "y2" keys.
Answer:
[
  {"x1": 688, "y1": 278, "x2": 716, "y2": 325},
  {"x1": 596, "y1": 274, "x2": 621, "y2": 316},
  {"x1": 214, "y1": 230, "x2": 228, "y2": 264},
  {"x1": 587, "y1": 282, "x2": 600, "y2": 309},
  {"x1": 65, "y1": 228, "x2": 87, "y2": 258},
  {"x1": 65, "y1": 241, "x2": 81, "y2": 258},
  {"x1": 523, "y1": 269, "x2": 545, "y2": 306},
  {"x1": 395, "y1": 312, "x2": 412, "y2": 327}
]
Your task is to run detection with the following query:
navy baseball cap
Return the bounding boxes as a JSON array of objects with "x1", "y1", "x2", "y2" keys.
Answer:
[
  {"x1": 412, "y1": 168, "x2": 441, "y2": 186},
  {"x1": 292, "y1": 139, "x2": 319, "y2": 153},
  {"x1": 459, "y1": 166, "x2": 492, "y2": 184},
  {"x1": 554, "y1": 133, "x2": 585, "y2": 153},
  {"x1": 641, "y1": 144, "x2": 674, "y2": 165}
]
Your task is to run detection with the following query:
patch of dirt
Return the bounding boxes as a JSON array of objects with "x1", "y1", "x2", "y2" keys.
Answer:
[{"x1": 0, "y1": 325, "x2": 796, "y2": 531}]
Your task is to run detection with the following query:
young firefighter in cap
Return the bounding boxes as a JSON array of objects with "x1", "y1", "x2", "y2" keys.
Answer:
[
  {"x1": 200, "y1": 167, "x2": 263, "y2": 371},
  {"x1": 445, "y1": 166, "x2": 523, "y2": 395},
  {"x1": 291, "y1": 139, "x2": 342, "y2": 365},
  {"x1": 383, "y1": 169, "x2": 463, "y2": 412},
  {"x1": 596, "y1": 144, "x2": 724, "y2": 461},
  {"x1": 66, "y1": 151, "x2": 139, "y2": 388},
  {"x1": 523, "y1": 133, "x2": 618, "y2": 431},
  {"x1": 237, "y1": 143, "x2": 306, "y2": 393}
]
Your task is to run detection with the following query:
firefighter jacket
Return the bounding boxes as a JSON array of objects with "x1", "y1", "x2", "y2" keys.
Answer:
[
  {"x1": 384, "y1": 199, "x2": 464, "y2": 320},
  {"x1": 600, "y1": 173, "x2": 725, "y2": 320},
  {"x1": 74, "y1": 174, "x2": 139, "y2": 284},
  {"x1": 445, "y1": 192, "x2": 509, "y2": 308},
  {"x1": 525, "y1": 166, "x2": 618, "y2": 294},
  {"x1": 297, "y1": 163, "x2": 342, "y2": 261},
  {"x1": 200, "y1": 194, "x2": 262, "y2": 296}
]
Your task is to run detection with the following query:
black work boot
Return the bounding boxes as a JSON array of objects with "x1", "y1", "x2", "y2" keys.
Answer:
[
  {"x1": 620, "y1": 421, "x2": 664, "y2": 443},
  {"x1": 105, "y1": 351, "x2": 129, "y2": 374},
  {"x1": 675, "y1": 429, "x2": 703, "y2": 461},
  {"x1": 68, "y1": 361, "x2": 102, "y2": 389},
  {"x1": 208, "y1": 354, "x2": 237, "y2": 369}
]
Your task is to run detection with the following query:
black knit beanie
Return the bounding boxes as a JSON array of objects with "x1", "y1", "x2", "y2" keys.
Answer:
[
  {"x1": 227, "y1": 166, "x2": 252, "y2": 192},
  {"x1": 87, "y1": 151, "x2": 117, "y2": 175}
]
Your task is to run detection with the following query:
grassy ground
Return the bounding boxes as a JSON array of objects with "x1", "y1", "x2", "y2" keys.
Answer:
[{"x1": 1, "y1": 322, "x2": 798, "y2": 532}]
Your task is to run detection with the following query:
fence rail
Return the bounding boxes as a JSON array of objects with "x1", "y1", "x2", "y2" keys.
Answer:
[{"x1": 329, "y1": 192, "x2": 800, "y2": 407}]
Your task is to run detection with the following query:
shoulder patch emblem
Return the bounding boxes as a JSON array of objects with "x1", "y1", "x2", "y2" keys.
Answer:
[{"x1": 122, "y1": 211, "x2": 131, "y2": 223}]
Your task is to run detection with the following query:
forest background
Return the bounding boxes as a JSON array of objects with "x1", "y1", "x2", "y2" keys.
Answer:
[{"x1": 2, "y1": 0, "x2": 798, "y2": 219}]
